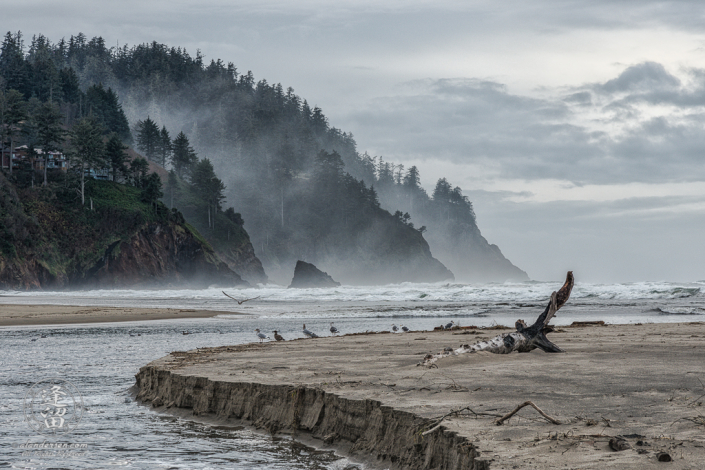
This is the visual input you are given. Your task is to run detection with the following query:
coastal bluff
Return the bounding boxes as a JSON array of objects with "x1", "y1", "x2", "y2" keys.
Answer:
[{"x1": 135, "y1": 322, "x2": 705, "y2": 469}]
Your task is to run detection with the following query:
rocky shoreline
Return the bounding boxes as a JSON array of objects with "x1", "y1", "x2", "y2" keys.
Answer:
[{"x1": 135, "y1": 322, "x2": 705, "y2": 469}]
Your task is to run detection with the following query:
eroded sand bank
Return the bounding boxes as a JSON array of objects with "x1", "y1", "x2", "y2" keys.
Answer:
[
  {"x1": 135, "y1": 322, "x2": 705, "y2": 469},
  {"x1": 0, "y1": 304, "x2": 244, "y2": 326}
]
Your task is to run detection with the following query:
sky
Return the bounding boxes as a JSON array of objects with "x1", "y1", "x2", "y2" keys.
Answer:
[{"x1": 5, "y1": 0, "x2": 705, "y2": 282}]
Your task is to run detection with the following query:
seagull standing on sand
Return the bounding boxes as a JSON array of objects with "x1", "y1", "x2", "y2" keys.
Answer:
[
  {"x1": 255, "y1": 329, "x2": 270, "y2": 343},
  {"x1": 330, "y1": 322, "x2": 339, "y2": 335},
  {"x1": 392, "y1": 324, "x2": 398, "y2": 332},
  {"x1": 401, "y1": 325, "x2": 410, "y2": 332},
  {"x1": 273, "y1": 330, "x2": 285, "y2": 341},
  {"x1": 445, "y1": 321, "x2": 455, "y2": 330},
  {"x1": 303, "y1": 324, "x2": 318, "y2": 338}
]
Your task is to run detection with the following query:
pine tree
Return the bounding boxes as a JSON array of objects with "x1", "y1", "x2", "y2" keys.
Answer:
[
  {"x1": 156, "y1": 126, "x2": 171, "y2": 167},
  {"x1": 171, "y1": 131, "x2": 197, "y2": 179},
  {"x1": 134, "y1": 116, "x2": 159, "y2": 161},
  {"x1": 2, "y1": 89, "x2": 27, "y2": 175},
  {"x1": 190, "y1": 158, "x2": 225, "y2": 229},
  {"x1": 129, "y1": 157, "x2": 149, "y2": 188},
  {"x1": 70, "y1": 118, "x2": 105, "y2": 205},
  {"x1": 105, "y1": 133, "x2": 128, "y2": 182},
  {"x1": 34, "y1": 101, "x2": 65, "y2": 186}
]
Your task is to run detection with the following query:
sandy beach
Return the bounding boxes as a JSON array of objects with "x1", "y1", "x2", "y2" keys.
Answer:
[
  {"x1": 136, "y1": 321, "x2": 705, "y2": 469},
  {"x1": 0, "y1": 304, "x2": 245, "y2": 326}
]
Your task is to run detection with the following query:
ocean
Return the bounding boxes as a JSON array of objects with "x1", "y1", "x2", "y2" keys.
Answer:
[{"x1": 1, "y1": 280, "x2": 703, "y2": 469}]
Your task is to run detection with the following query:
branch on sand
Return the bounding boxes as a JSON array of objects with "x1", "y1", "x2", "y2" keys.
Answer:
[
  {"x1": 419, "y1": 271, "x2": 574, "y2": 366},
  {"x1": 495, "y1": 400, "x2": 562, "y2": 426}
]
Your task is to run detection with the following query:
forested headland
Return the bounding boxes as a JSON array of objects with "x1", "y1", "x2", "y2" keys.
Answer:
[{"x1": 0, "y1": 31, "x2": 527, "y2": 285}]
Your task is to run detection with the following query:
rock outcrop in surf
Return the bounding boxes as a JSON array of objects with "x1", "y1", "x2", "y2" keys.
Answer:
[{"x1": 288, "y1": 260, "x2": 341, "y2": 288}]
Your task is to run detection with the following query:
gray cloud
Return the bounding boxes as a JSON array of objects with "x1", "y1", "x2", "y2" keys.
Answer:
[{"x1": 342, "y1": 63, "x2": 705, "y2": 186}]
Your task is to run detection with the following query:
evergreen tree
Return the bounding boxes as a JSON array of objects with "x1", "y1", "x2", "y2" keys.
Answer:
[
  {"x1": 134, "y1": 116, "x2": 159, "y2": 161},
  {"x1": 2, "y1": 89, "x2": 27, "y2": 175},
  {"x1": 129, "y1": 157, "x2": 149, "y2": 188},
  {"x1": 141, "y1": 172, "x2": 163, "y2": 210},
  {"x1": 85, "y1": 84, "x2": 131, "y2": 142},
  {"x1": 105, "y1": 133, "x2": 128, "y2": 182},
  {"x1": 34, "y1": 101, "x2": 65, "y2": 186},
  {"x1": 156, "y1": 125, "x2": 171, "y2": 167},
  {"x1": 190, "y1": 158, "x2": 225, "y2": 229},
  {"x1": 70, "y1": 118, "x2": 105, "y2": 205},
  {"x1": 171, "y1": 131, "x2": 197, "y2": 179},
  {"x1": 0, "y1": 32, "x2": 29, "y2": 96}
]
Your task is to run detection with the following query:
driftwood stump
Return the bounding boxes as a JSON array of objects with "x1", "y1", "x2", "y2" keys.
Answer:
[{"x1": 420, "y1": 271, "x2": 574, "y2": 366}]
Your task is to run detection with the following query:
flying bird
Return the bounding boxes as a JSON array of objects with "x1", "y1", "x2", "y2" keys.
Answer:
[
  {"x1": 273, "y1": 330, "x2": 285, "y2": 341},
  {"x1": 401, "y1": 325, "x2": 410, "y2": 332},
  {"x1": 392, "y1": 324, "x2": 398, "y2": 332},
  {"x1": 222, "y1": 291, "x2": 261, "y2": 305},
  {"x1": 255, "y1": 329, "x2": 270, "y2": 343},
  {"x1": 303, "y1": 324, "x2": 318, "y2": 338},
  {"x1": 330, "y1": 322, "x2": 339, "y2": 335}
]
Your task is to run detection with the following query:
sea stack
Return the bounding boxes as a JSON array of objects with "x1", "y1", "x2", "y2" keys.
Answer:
[{"x1": 288, "y1": 260, "x2": 341, "y2": 288}]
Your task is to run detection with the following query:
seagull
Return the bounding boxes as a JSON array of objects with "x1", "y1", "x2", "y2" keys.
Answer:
[
  {"x1": 40, "y1": 334, "x2": 47, "y2": 338},
  {"x1": 30, "y1": 338, "x2": 38, "y2": 342},
  {"x1": 223, "y1": 291, "x2": 261, "y2": 305},
  {"x1": 182, "y1": 331, "x2": 190, "y2": 335},
  {"x1": 392, "y1": 324, "x2": 399, "y2": 332},
  {"x1": 303, "y1": 324, "x2": 318, "y2": 338},
  {"x1": 330, "y1": 322, "x2": 339, "y2": 335},
  {"x1": 255, "y1": 329, "x2": 270, "y2": 343},
  {"x1": 401, "y1": 325, "x2": 410, "y2": 332},
  {"x1": 445, "y1": 321, "x2": 455, "y2": 330},
  {"x1": 273, "y1": 330, "x2": 285, "y2": 341}
]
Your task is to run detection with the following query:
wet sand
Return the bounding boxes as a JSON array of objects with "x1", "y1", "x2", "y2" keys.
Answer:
[
  {"x1": 0, "y1": 304, "x2": 244, "y2": 326},
  {"x1": 136, "y1": 322, "x2": 705, "y2": 469}
]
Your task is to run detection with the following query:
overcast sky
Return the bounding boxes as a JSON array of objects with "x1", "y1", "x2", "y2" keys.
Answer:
[{"x1": 5, "y1": 0, "x2": 705, "y2": 282}]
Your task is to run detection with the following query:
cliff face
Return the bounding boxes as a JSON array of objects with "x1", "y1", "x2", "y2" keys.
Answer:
[
  {"x1": 0, "y1": 174, "x2": 246, "y2": 290},
  {"x1": 260, "y1": 208, "x2": 454, "y2": 286},
  {"x1": 75, "y1": 222, "x2": 243, "y2": 288},
  {"x1": 425, "y1": 223, "x2": 529, "y2": 283}
]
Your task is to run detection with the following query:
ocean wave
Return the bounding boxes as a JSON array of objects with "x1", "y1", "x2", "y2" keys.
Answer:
[
  {"x1": 652, "y1": 306, "x2": 705, "y2": 315},
  {"x1": 0, "y1": 280, "x2": 703, "y2": 307}
]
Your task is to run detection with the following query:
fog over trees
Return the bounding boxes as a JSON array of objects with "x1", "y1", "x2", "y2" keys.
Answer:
[{"x1": 0, "y1": 31, "x2": 527, "y2": 283}]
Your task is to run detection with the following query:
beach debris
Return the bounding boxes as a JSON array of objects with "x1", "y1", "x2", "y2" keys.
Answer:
[
  {"x1": 222, "y1": 291, "x2": 261, "y2": 305},
  {"x1": 656, "y1": 451, "x2": 672, "y2": 462},
  {"x1": 255, "y1": 329, "x2": 270, "y2": 342},
  {"x1": 495, "y1": 400, "x2": 562, "y2": 426},
  {"x1": 273, "y1": 330, "x2": 285, "y2": 341},
  {"x1": 608, "y1": 436, "x2": 631, "y2": 451},
  {"x1": 303, "y1": 324, "x2": 318, "y2": 338},
  {"x1": 420, "y1": 271, "x2": 574, "y2": 366},
  {"x1": 182, "y1": 331, "x2": 190, "y2": 335},
  {"x1": 569, "y1": 320, "x2": 605, "y2": 327},
  {"x1": 330, "y1": 322, "x2": 339, "y2": 335}
]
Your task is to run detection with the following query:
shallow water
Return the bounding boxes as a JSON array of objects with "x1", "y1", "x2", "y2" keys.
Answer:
[{"x1": 1, "y1": 280, "x2": 704, "y2": 469}]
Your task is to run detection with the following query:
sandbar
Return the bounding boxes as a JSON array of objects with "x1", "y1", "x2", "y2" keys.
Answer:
[
  {"x1": 136, "y1": 321, "x2": 705, "y2": 469},
  {"x1": 0, "y1": 304, "x2": 244, "y2": 326}
]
